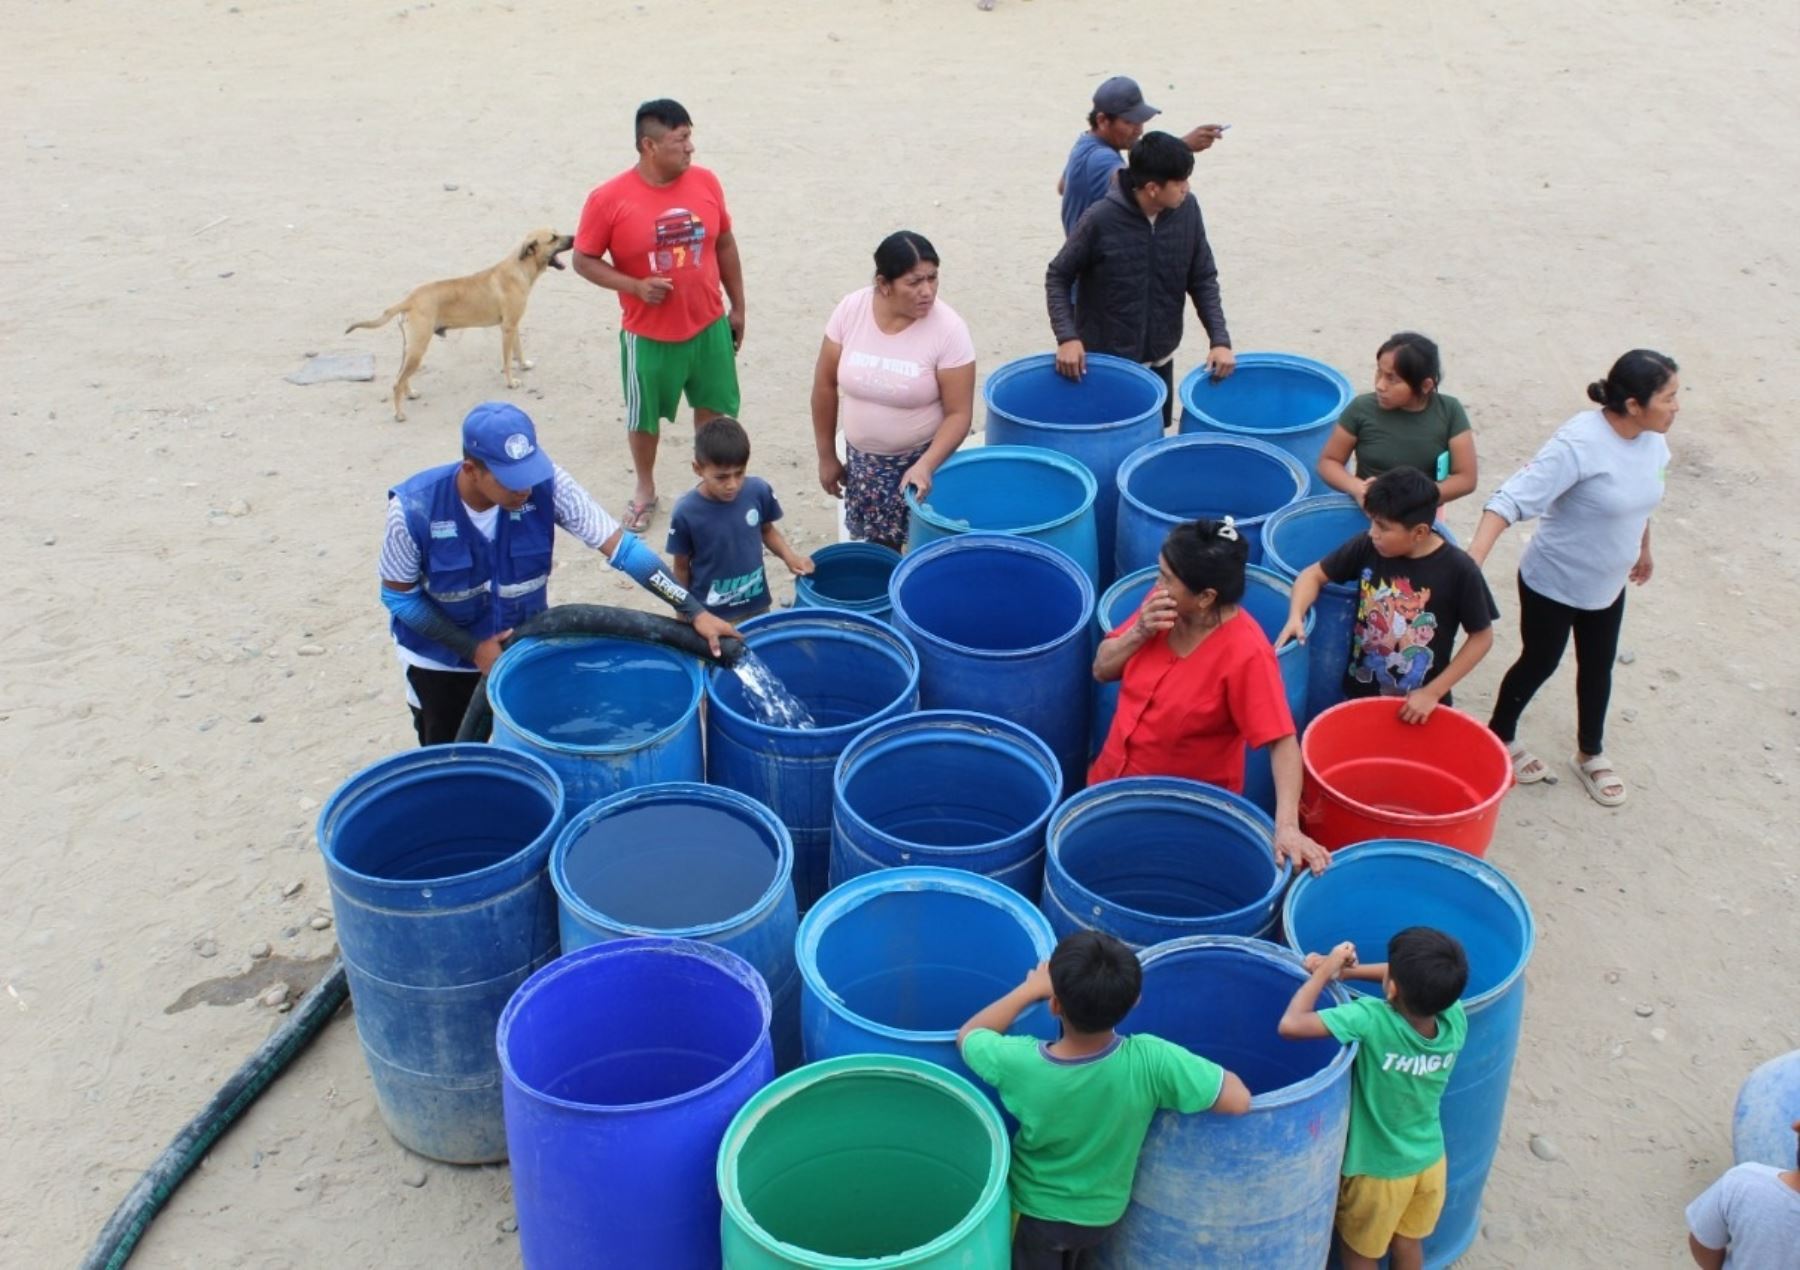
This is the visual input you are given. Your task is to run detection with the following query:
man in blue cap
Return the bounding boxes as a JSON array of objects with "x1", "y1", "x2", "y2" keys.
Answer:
[
  {"x1": 1058, "y1": 76, "x2": 1226, "y2": 237},
  {"x1": 380, "y1": 401, "x2": 738, "y2": 744}
]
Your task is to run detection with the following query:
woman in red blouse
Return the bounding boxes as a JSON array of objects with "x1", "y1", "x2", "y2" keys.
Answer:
[{"x1": 1091, "y1": 518, "x2": 1330, "y2": 874}]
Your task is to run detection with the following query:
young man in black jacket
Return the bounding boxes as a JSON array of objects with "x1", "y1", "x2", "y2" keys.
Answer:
[{"x1": 1046, "y1": 131, "x2": 1235, "y2": 426}]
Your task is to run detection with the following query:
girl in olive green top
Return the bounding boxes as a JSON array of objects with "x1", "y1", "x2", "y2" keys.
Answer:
[{"x1": 1318, "y1": 332, "x2": 1479, "y2": 506}]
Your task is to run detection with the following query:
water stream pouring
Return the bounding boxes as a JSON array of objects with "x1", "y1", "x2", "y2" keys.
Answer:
[{"x1": 729, "y1": 650, "x2": 817, "y2": 730}]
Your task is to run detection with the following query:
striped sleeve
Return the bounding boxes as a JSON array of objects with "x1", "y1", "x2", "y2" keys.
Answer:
[
  {"x1": 552, "y1": 466, "x2": 621, "y2": 551},
  {"x1": 378, "y1": 497, "x2": 423, "y2": 583}
]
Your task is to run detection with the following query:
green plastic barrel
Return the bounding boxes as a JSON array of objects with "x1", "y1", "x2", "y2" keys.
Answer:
[{"x1": 716, "y1": 1054, "x2": 1010, "y2": 1268}]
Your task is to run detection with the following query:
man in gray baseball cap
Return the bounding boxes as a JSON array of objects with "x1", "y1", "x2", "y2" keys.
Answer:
[{"x1": 1058, "y1": 76, "x2": 1226, "y2": 236}]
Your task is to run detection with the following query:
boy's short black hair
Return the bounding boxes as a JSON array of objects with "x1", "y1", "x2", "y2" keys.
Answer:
[
  {"x1": 1122, "y1": 131, "x2": 1195, "y2": 190},
  {"x1": 694, "y1": 416, "x2": 750, "y2": 468},
  {"x1": 1362, "y1": 466, "x2": 1439, "y2": 530},
  {"x1": 1387, "y1": 926, "x2": 1468, "y2": 1016},
  {"x1": 1049, "y1": 930, "x2": 1142, "y2": 1033}
]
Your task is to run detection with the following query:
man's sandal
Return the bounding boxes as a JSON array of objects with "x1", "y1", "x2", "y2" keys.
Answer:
[
  {"x1": 1569, "y1": 753, "x2": 1627, "y2": 807},
  {"x1": 622, "y1": 497, "x2": 658, "y2": 534},
  {"x1": 1507, "y1": 741, "x2": 1550, "y2": 784}
]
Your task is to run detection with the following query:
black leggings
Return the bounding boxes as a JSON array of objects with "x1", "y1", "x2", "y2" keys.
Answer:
[{"x1": 1487, "y1": 574, "x2": 1626, "y2": 757}]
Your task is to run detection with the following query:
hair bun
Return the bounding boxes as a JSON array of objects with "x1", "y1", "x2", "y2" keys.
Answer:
[{"x1": 1585, "y1": 380, "x2": 1609, "y2": 405}]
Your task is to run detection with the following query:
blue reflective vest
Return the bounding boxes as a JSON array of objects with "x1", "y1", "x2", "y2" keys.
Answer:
[{"x1": 388, "y1": 463, "x2": 555, "y2": 667}]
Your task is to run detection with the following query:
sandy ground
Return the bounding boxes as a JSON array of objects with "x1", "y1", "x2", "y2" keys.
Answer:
[{"x1": 5, "y1": 0, "x2": 1798, "y2": 1265}]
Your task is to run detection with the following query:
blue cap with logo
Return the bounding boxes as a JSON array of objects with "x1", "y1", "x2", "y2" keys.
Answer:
[{"x1": 462, "y1": 401, "x2": 553, "y2": 490}]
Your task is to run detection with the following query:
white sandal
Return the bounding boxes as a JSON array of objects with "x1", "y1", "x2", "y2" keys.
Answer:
[
  {"x1": 1570, "y1": 753, "x2": 1627, "y2": 807},
  {"x1": 1508, "y1": 741, "x2": 1549, "y2": 785}
]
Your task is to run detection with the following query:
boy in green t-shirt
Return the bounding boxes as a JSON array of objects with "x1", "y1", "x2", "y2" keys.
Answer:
[
  {"x1": 957, "y1": 930, "x2": 1251, "y2": 1268},
  {"x1": 1279, "y1": 927, "x2": 1470, "y2": 1270}
]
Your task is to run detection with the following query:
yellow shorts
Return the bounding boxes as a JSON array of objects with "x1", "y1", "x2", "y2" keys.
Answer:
[{"x1": 1335, "y1": 1157, "x2": 1448, "y2": 1258}]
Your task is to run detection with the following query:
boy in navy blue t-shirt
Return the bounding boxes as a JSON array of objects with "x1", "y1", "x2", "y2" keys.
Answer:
[{"x1": 668, "y1": 417, "x2": 813, "y2": 620}]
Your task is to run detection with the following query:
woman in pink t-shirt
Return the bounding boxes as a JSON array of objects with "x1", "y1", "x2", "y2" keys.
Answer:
[{"x1": 810, "y1": 231, "x2": 977, "y2": 549}]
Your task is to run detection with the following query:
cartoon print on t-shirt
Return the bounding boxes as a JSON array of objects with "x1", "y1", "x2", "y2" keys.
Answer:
[
  {"x1": 650, "y1": 208, "x2": 707, "y2": 272},
  {"x1": 1350, "y1": 573, "x2": 1438, "y2": 695}
]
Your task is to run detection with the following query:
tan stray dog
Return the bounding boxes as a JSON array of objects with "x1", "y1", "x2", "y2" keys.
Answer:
[{"x1": 346, "y1": 228, "x2": 574, "y2": 421}]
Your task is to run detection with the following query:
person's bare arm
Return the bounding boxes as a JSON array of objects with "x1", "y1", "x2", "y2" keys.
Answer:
[
  {"x1": 957, "y1": 961, "x2": 1052, "y2": 1050},
  {"x1": 573, "y1": 250, "x2": 669, "y2": 304},
  {"x1": 1210, "y1": 1071, "x2": 1252, "y2": 1114},
  {"x1": 1275, "y1": 564, "x2": 1328, "y2": 649},
  {"x1": 1316, "y1": 425, "x2": 1367, "y2": 502},
  {"x1": 811, "y1": 338, "x2": 846, "y2": 497},
  {"x1": 716, "y1": 230, "x2": 746, "y2": 349},
  {"x1": 1399, "y1": 627, "x2": 1494, "y2": 725},
  {"x1": 900, "y1": 363, "x2": 976, "y2": 500},
  {"x1": 1278, "y1": 943, "x2": 1356, "y2": 1039},
  {"x1": 1093, "y1": 586, "x2": 1175, "y2": 682},
  {"x1": 1269, "y1": 735, "x2": 1329, "y2": 875},
  {"x1": 671, "y1": 554, "x2": 691, "y2": 587},
  {"x1": 1465, "y1": 510, "x2": 1511, "y2": 568},
  {"x1": 761, "y1": 522, "x2": 813, "y2": 575},
  {"x1": 1438, "y1": 430, "x2": 1478, "y2": 503},
  {"x1": 1687, "y1": 1234, "x2": 1725, "y2": 1270}
]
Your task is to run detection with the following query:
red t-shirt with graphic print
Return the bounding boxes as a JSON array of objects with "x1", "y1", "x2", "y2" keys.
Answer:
[
  {"x1": 1089, "y1": 608, "x2": 1294, "y2": 792},
  {"x1": 575, "y1": 164, "x2": 731, "y2": 343}
]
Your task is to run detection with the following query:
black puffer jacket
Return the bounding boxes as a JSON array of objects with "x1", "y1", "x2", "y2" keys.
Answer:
[{"x1": 1046, "y1": 179, "x2": 1230, "y2": 365}]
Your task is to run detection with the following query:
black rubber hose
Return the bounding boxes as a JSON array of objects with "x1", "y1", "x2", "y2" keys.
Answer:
[
  {"x1": 79, "y1": 963, "x2": 351, "y2": 1270},
  {"x1": 455, "y1": 602, "x2": 745, "y2": 742}
]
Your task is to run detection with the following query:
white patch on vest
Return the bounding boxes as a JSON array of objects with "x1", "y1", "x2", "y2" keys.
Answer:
[
  {"x1": 745, "y1": 507, "x2": 761, "y2": 527},
  {"x1": 504, "y1": 433, "x2": 534, "y2": 460},
  {"x1": 429, "y1": 520, "x2": 458, "y2": 539}
]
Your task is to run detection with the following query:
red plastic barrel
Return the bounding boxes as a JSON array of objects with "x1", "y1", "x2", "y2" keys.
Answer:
[{"x1": 1299, "y1": 700, "x2": 1513, "y2": 856}]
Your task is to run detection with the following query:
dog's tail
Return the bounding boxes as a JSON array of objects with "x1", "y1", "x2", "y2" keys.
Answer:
[{"x1": 344, "y1": 302, "x2": 405, "y2": 334}]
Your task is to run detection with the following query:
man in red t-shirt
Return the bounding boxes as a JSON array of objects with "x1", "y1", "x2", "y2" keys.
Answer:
[{"x1": 574, "y1": 98, "x2": 747, "y2": 531}]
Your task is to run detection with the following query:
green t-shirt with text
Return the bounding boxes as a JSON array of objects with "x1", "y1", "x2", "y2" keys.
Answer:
[
  {"x1": 1339, "y1": 391, "x2": 1471, "y2": 481},
  {"x1": 1321, "y1": 995, "x2": 1468, "y2": 1179},
  {"x1": 961, "y1": 1030, "x2": 1225, "y2": 1226}
]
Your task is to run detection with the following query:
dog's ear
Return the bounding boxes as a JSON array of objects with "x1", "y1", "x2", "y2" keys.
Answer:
[{"x1": 519, "y1": 239, "x2": 539, "y2": 261}]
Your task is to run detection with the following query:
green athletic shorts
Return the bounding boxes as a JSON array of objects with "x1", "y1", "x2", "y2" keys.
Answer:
[{"x1": 619, "y1": 315, "x2": 741, "y2": 435}]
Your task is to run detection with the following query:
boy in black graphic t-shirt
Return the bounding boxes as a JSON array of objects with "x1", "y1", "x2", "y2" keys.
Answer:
[{"x1": 1277, "y1": 467, "x2": 1498, "y2": 724}]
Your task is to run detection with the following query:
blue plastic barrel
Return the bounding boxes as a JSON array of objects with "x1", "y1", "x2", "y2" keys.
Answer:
[
  {"x1": 1095, "y1": 936, "x2": 1354, "y2": 1269},
  {"x1": 1041, "y1": 778, "x2": 1290, "y2": 948},
  {"x1": 983, "y1": 353, "x2": 1167, "y2": 589},
  {"x1": 1113, "y1": 433, "x2": 1311, "y2": 579},
  {"x1": 796, "y1": 866, "x2": 1058, "y2": 1097},
  {"x1": 1282, "y1": 840, "x2": 1536, "y2": 1269},
  {"x1": 499, "y1": 938, "x2": 774, "y2": 1269},
  {"x1": 549, "y1": 783, "x2": 802, "y2": 1072},
  {"x1": 1090, "y1": 565, "x2": 1312, "y2": 811},
  {"x1": 316, "y1": 744, "x2": 564, "y2": 1163},
  {"x1": 889, "y1": 533, "x2": 1096, "y2": 797},
  {"x1": 832, "y1": 710, "x2": 1063, "y2": 900},
  {"x1": 488, "y1": 635, "x2": 703, "y2": 815},
  {"x1": 794, "y1": 542, "x2": 902, "y2": 621},
  {"x1": 1262, "y1": 495, "x2": 1370, "y2": 726},
  {"x1": 1178, "y1": 352, "x2": 1353, "y2": 493},
  {"x1": 706, "y1": 610, "x2": 920, "y2": 913},
  {"x1": 1734, "y1": 1050, "x2": 1800, "y2": 1167},
  {"x1": 906, "y1": 445, "x2": 1101, "y2": 591}
]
